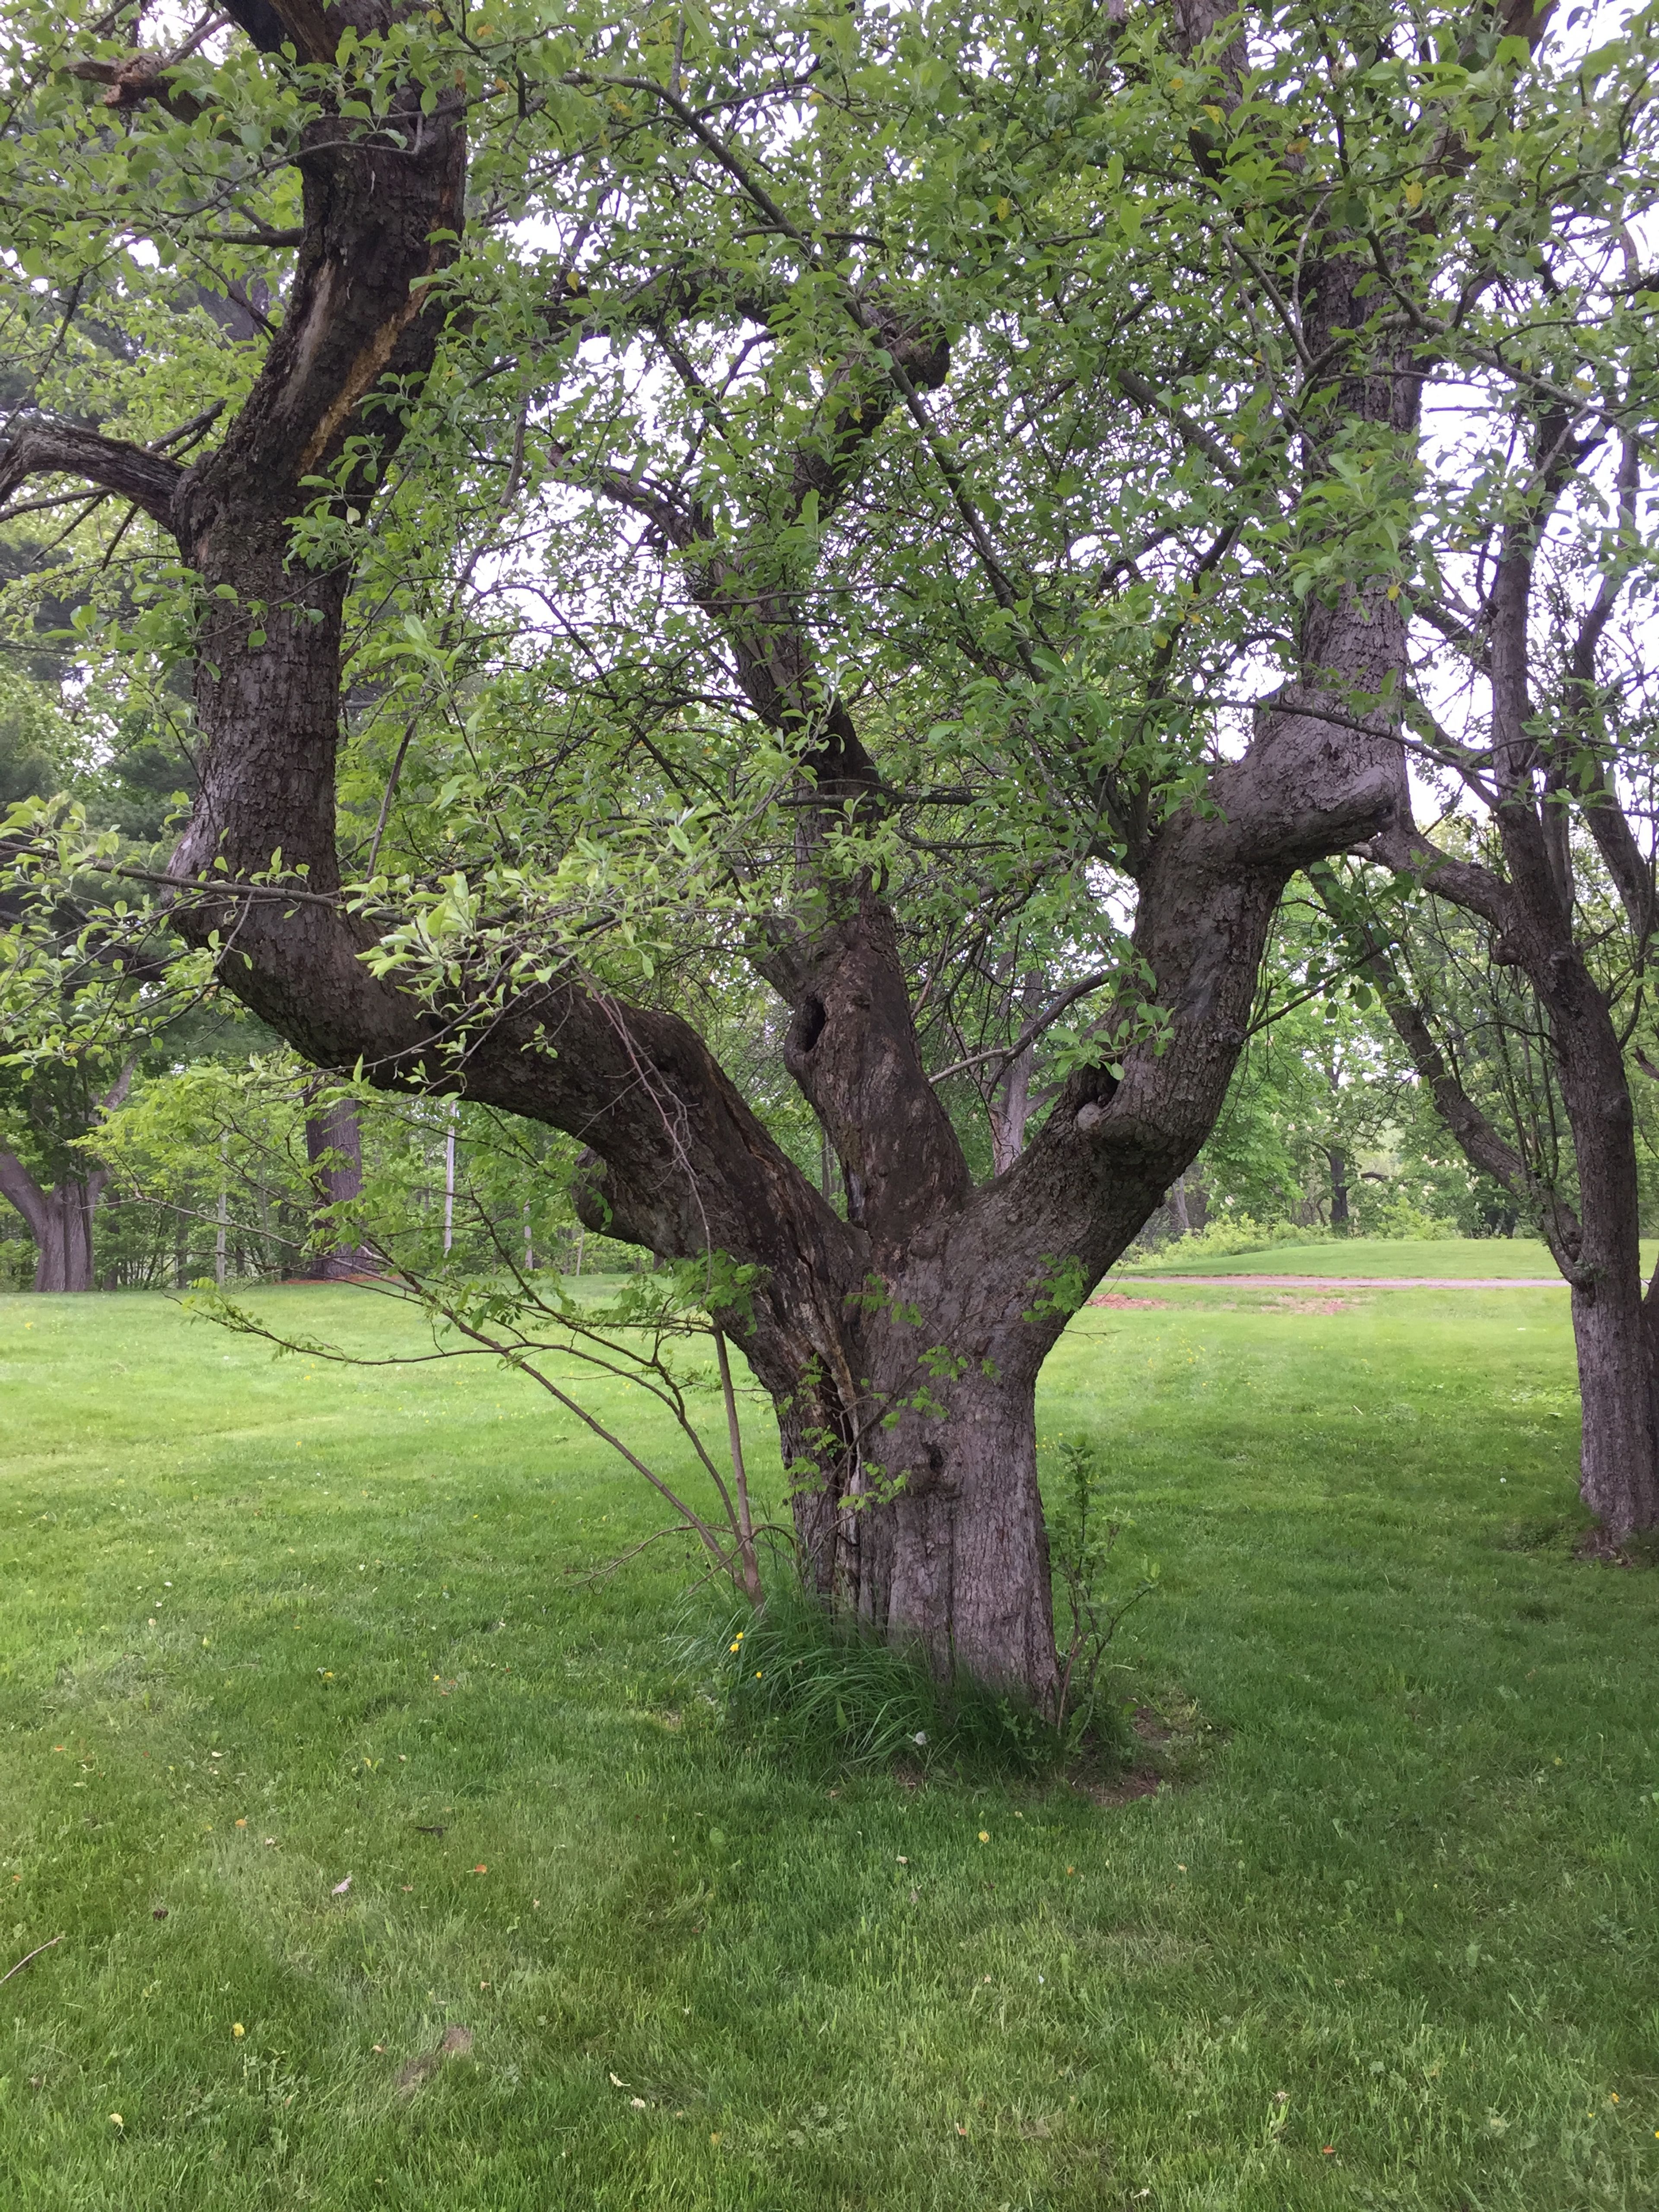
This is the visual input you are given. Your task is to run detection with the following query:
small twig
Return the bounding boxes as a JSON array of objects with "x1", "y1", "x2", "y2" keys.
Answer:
[
  {"x1": 365, "y1": 716, "x2": 418, "y2": 878},
  {"x1": 929, "y1": 969, "x2": 1113, "y2": 1085},
  {"x1": 0, "y1": 1934, "x2": 63, "y2": 1985},
  {"x1": 715, "y1": 1328, "x2": 761, "y2": 1604},
  {"x1": 564, "y1": 1522, "x2": 702, "y2": 1586}
]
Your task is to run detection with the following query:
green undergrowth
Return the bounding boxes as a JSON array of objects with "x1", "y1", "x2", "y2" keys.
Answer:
[
  {"x1": 688, "y1": 1592, "x2": 1135, "y2": 1782},
  {"x1": 3, "y1": 1283, "x2": 1659, "y2": 2209}
]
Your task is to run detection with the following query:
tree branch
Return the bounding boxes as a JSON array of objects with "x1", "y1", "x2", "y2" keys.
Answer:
[
  {"x1": 0, "y1": 419, "x2": 185, "y2": 530},
  {"x1": 929, "y1": 970, "x2": 1112, "y2": 1086},
  {"x1": 0, "y1": 1152, "x2": 48, "y2": 1243}
]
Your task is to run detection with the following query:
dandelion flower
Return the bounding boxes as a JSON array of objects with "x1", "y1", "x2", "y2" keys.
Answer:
[
  {"x1": 109, "y1": 2112, "x2": 124, "y2": 2129},
  {"x1": 232, "y1": 2023, "x2": 245, "y2": 2038},
  {"x1": 978, "y1": 1831, "x2": 990, "y2": 1843}
]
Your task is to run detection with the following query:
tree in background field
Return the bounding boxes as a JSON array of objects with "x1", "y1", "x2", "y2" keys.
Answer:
[
  {"x1": 3, "y1": 0, "x2": 1650, "y2": 1688},
  {"x1": 1335, "y1": 807, "x2": 1659, "y2": 1539},
  {"x1": 1140, "y1": 884, "x2": 1524, "y2": 1248}
]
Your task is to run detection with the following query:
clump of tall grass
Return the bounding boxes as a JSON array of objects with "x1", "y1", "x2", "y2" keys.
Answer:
[{"x1": 682, "y1": 1588, "x2": 1134, "y2": 1782}]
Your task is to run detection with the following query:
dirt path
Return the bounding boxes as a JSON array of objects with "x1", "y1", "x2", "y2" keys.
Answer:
[{"x1": 1112, "y1": 1272, "x2": 1564, "y2": 1289}]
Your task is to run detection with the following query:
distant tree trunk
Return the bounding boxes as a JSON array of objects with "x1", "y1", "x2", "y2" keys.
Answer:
[
  {"x1": 442, "y1": 1106, "x2": 456, "y2": 1255},
  {"x1": 1327, "y1": 1147, "x2": 1351, "y2": 1228},
  {"x1": 987, "y1": 1035, "x2": 1035, "y2": 1178},
  {"x1": 215, "y1": 1141, "x2": 229, "y2": 1288},
  {"x1": 1170, "y1": 1174, "x2": 1192, "y2": 1236},
  {"x1": 305, "y1": 1099, "x2": 368, "y2": 1279},
  {"x1": 0, "y1": 1158, "x2": 106, "y2": 1290},
  {"x1": 0, "y1": 1058, "x2": 137, "y2": 1292}
]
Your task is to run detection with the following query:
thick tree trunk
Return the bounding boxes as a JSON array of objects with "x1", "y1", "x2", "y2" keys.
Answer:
[
  {"x1": 774, "y1": 1306, "x2": 1057, "y2": 1697},
  {"x1": 1327, "y1": 1147, "x2": 1350, "y2": 1228},
  {"x1": 864, "y1": 1370, "x2": 1055, "y2": 1700}
]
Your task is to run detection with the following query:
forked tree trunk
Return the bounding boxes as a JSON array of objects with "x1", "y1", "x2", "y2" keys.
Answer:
[
  {"x1": 30, "y1": 1178, "x2": 101, "y2": 1291},
  {"x1": 0, "y1": 1155, "x2": 108, "y2": 1291}
]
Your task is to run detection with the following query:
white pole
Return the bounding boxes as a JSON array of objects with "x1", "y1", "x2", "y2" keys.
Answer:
[
  {"x1": 523, "y1": 1197, "x2": 533, "y2": 1274},
  {"x1": 442, "y1": 1105, "x2": 456, "y2": 1255},
  {"x1": 215, "y1": 1137, "x2": 229, "y2": 1287}
]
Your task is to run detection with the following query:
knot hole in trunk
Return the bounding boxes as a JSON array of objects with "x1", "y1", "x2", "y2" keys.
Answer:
[
  {"x1": 792, "y1": 995, "x2": 827, "y2": 1056},
  {"x1": 907, "y1": 1440, "x2": 949, "y2": 1497}
]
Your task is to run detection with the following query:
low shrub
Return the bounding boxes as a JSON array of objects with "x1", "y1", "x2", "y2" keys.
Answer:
[{"x1": 1161, "y1": 1213, "x2": 1335, "y2": 1260}]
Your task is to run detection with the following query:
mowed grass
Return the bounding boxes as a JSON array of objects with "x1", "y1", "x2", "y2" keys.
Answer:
[
  {"x1": 2, "y1": 1278, "x2": 1658, "y2": 2211},
  {"x1": 1118, "y1": 1234, "x2": 1655, "y2": 1279}
]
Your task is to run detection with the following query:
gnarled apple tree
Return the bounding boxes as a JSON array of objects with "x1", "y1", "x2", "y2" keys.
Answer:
[{"x1": 3, "y1": 0, "x2": 1613, "y2": 1696}]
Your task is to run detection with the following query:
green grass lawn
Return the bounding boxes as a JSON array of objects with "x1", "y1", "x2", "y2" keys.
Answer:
[
  {"x1": 3, "y1": 1280, "x2": 1658, "y2": 2210},
  {"x1": 1117, "y1": 1235, "x2": 1615, "y2": 1278}
]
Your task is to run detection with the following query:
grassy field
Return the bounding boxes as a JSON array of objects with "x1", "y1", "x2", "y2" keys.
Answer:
[
  {"x1": 3, "y1": 1275, "x2": 1658, "y2": 2210},
  {"x1": 1117, "y1": 1236, "x2": 1601, "y2": 1278}
]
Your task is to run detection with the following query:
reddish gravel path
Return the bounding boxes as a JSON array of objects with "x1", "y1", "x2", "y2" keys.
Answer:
[{"x1": 1113, "y1": 1272, "x2": 1563, "y2": 1289}]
